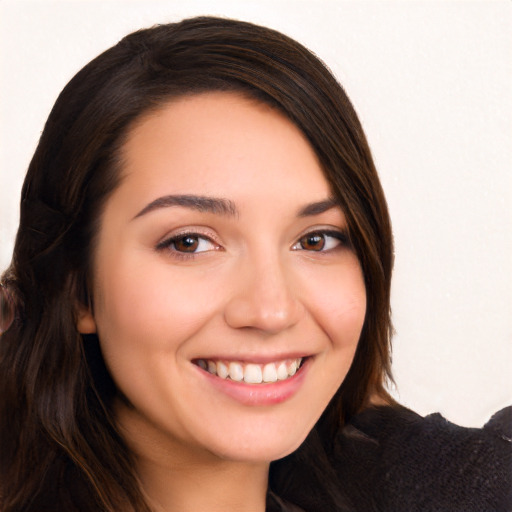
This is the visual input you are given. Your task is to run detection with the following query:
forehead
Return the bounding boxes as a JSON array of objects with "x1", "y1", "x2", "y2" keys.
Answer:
[{"x1": 115, "y1": 91, "x2": 332, "y2": 210}]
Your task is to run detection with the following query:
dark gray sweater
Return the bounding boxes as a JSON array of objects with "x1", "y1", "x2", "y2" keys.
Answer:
[{"x1": 269, "y1": 405, "x2": 512, "y2": 512}]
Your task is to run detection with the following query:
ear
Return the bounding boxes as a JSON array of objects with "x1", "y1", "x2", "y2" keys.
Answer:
[{"x1": 76, "y1": 303, "x2": 97, "y2": 334}]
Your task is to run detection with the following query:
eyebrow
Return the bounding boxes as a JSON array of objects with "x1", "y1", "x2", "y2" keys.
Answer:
[
  {"x1": 133, "y1": 194, "x2": 239, "y2": 219},
  {"x1": 133, "y1": 194, "x2": 339, "y2": 220},
  {"x1": 297, "y1": 198, "x2": 339, "y2": 217}
]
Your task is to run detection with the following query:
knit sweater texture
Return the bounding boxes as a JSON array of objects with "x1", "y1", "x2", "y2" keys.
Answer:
[{"x1": 268, "y1": 405, "x2": 512, "y2": 512}]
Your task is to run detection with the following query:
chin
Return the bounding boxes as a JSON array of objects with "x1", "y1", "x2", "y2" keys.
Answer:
[{"x1": 202, "y1": 420, "x2": 313, "y2": 463}]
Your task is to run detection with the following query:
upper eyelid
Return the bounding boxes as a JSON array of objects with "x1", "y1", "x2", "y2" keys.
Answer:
[
  {"x1": 292, "y1": 227, "x2": 350, "y2": 248},
  {"x1": 155, "y1": 231, "x2": 221, "y2": 254},
  {"x1": 156, "y1": 227, "x2": 219, "y2": 244},
  {"x1": 296, "y1": 226, "x2": 349, "y2": 239},
  {"x1": 155, "y1": 225, "x2": 348, "y2": 249}
]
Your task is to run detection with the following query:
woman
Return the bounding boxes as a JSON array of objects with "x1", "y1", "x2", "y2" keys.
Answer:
[{"x1": 0, "y1": 16, "x2": 509, "y2": 512}]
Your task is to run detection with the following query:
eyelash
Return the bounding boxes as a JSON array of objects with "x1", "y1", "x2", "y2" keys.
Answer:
[
  {"x1": 156, "y1": 231, "x2": 220, "y2": 260},
  {"x1": 156, "y1": 228, "x2": 350, "y2": 261},
  {"x1": 291, "y1": 229, "x2": 350, "y2": 253}
]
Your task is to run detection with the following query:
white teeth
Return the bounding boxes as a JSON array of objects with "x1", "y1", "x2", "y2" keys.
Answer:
[
  {"x1": 244, "y1": 364, "x2": 262, "y2": 384},
  {"x1": 228, "y1": 362, "x2": 244, "y2": 382},
  {"x1": 197, "y1": 357, "x2": 304, "y2": 384},
  {"x1": 276, "y1": 362, "x2": 288, "y2": 380},
  {"x1": 217, "y1": 361, "x2": 229, "y2": 379},
  {"x1": 262, "y1": 363, "x2": 278, "y2": 383},
  {"x1": 207, "y1": 360, "x2": 217, "y2": 374},
  {"x1": 287, "y1": 360, "x2": 297, "y2": 376}
]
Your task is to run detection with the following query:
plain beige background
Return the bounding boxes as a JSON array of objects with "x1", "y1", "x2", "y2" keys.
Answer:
[{"x1": 1, "y1": 0, "x2": 511, "y2": 426}]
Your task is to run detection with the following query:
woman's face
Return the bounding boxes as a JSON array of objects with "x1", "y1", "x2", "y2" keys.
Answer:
[{"x1": 78, "y1": 92, "x2": 366, "y2": 465}]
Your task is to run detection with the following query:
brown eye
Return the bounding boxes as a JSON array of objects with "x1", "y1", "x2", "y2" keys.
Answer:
[
  {"x1": 299, "y1": 233, "x2": 325, "y2": 251},
  {"x1": 292, "y1": 230, "x2": 348, "y2": 252},
  {"x1": 173, "y1": 235, "x2": 200, "y2": 252},
  {"x1": 156, "y1": 233, "x2": 218, "y2": 256}
]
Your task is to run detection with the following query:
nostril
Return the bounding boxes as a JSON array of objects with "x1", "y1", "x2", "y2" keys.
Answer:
[{"x1": 223, "y1": 260, "x2": 304, "y2": 332}]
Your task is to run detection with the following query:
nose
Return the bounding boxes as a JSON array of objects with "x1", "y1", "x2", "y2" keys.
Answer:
[{"x1": 223, "y1": 253, "x2": 304, "y2": 334}]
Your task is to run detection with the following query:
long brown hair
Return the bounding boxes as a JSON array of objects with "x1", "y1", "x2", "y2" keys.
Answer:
[{"x1": 0, "y1": 16, "x2": 394, "y2": 511}]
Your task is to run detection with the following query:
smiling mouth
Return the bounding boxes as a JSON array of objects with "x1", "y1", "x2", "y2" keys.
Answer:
[{"x1": 194, "y1": 357, "x2": 305, "y2": 384}]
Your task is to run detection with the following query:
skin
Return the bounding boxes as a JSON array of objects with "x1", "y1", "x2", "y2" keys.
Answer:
[{"x1": 77, "y1": 92, "x2": 366, "y2": 512}]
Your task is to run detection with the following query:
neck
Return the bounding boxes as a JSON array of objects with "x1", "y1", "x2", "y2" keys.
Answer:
[{"x1": 138, "y1": 455, "x2": 269, "y2": 512}]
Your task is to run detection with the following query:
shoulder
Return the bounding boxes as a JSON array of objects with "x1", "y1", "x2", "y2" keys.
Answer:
[{"x1": 334, "y1": 404, "x2": 512, "y2": 512}]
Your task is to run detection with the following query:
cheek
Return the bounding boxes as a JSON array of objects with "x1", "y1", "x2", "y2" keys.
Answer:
[
  {"x1": 302, "y1": 262, "x2": 367, "y2": 350},
  {"x1": 327, "y1": 290, "x2": 367, "y2": 347},
  {"x1": 92, "y1": 254, "x2": 223, "y2": 354}
]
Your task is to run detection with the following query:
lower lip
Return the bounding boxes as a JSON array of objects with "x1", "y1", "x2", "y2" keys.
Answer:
[{"x1": 197, "y1": 358, "x2": 310, "y2": 406}]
